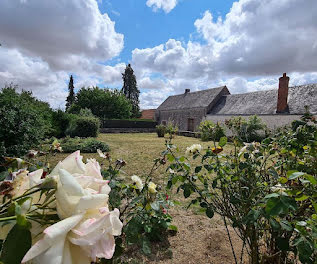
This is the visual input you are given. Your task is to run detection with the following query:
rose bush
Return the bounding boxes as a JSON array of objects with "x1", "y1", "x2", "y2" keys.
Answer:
[{"x1": 165, "y1": 113, "x2": 317, "y2": 264}]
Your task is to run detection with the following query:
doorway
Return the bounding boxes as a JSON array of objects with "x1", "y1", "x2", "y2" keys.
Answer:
[{"x1": 188, "y1": 118, "x2": 194, "y2": 132}]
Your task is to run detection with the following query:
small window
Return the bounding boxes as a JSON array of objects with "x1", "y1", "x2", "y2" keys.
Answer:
[{"x1": 188, "y1": 118, "x2": 194, "y2": 132}]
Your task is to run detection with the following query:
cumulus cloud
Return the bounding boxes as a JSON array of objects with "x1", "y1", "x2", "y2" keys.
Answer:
[
  {"x1": 0, "y1": 0, "x2": 124, "y2": 108},
  {"x1": 134, "y1": 0, "x2": 317, "y2": 108},
  {"x1": 0, "y1": 48, "x2": 69, "y2": 109},
  {"x1": 146, "y1": 0, "x2": 178, "y2": 13}
]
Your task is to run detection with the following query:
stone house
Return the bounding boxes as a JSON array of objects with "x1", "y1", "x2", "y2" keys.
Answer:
[{"x1": 155, "y1": 73, "x2": 317, "y2": 131}]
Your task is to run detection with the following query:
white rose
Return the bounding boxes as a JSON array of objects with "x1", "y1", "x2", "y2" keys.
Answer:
[
  {"x1": 185, "y1": 144, "x2": 202, "y2": 155},
  {"x1": 148, "y1": 182, "x2": 157, "y2": 194},
  {"x1": 131, "y1": 175, "x2": 143, "y2": 190},
  {"x1": 22, "y1": 151, "x2": 123, "y2": 264}
]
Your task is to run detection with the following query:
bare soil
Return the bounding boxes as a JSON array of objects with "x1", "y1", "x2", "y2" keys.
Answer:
[{"x1": 124, "y1": 206, "x2": 247, "y2": 264}]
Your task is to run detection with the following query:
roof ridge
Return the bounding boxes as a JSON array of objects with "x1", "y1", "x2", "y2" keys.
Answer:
[
  {"x1": 166, "y1": 86, "x2": 226, "y2": 98},
  {"x1": 224, "y1": 83, "x2": 317, "y2": 97}
]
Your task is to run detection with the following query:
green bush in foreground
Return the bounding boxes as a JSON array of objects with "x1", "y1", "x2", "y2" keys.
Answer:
[{"x1": 59, "y1": 137, "x2": 110, "y2": 153}]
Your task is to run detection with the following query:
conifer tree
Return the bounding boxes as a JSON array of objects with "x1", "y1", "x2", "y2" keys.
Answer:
[
  {"x1": 121, "y1": 64, "x2": 141, "y2": 118},
  {"x1": 66, "y1": 75, "x2": 75, "y2": 110}
]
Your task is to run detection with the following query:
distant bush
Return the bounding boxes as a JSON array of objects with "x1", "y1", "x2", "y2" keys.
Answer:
[
  {"x1": 156, "y1": 124, "x2": 166, "y2": 137},
  {"x1": 66, "y1": 116, "x2": 100, "y2": 138},
  {"x1": 0, "y1": 85, "x2": 54, "y2": 157},
  {"x1": 199, "y1": 120, "x2": 226, "y2": 142},
  {"x1": 59, "y1": 137, "x2": 110, "y2": 153},
  {"x1": 165, "y1": 121, "x2": 178, "y2": 139},
  {"x1": 51, "y1": 110, "x2": 78, "y2": 138},
  {"x1": 225, "y1": 115, "x2": 267, "y2": 142}
]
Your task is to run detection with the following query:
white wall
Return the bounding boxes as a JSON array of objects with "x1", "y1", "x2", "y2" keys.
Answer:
[{"x1": 205, "y1": 114, "x2": 305, "y2": 130}]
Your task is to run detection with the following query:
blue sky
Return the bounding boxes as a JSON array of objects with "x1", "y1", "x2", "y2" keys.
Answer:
[
  {"x1": 0, "y1": 0, "x2": 317, "y2": 109},
  {"x1": 101, "y1": 0, "x2": 234, "y2": 65}
]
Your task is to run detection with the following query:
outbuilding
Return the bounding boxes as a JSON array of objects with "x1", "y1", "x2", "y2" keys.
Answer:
[{"x1": 155, "y1": 73, "x2": 317, "y2": 131}]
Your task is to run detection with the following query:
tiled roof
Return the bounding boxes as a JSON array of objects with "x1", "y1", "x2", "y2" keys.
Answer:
[
  {"x1": 209, "y1": 84, "x2": 317, "y2": 115},
  {"x1": 157, "y1": 86, "x2": 229, "y2": 111}
]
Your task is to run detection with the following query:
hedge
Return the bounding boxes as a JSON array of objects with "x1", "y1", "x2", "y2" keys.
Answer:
[{"x1": 101, "y1": 119, "x2": 157, "y2": 128}]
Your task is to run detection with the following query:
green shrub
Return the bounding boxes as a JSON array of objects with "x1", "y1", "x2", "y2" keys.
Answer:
[
  {"x1": 0, "y1": 86, "x2": 54, "y2": 157},
  {"x1": 60, "y1": 137, "x2": 110, "y2": 153},
  {"x1": 66, "y1": 116, "x2": 100, "y2": 138},
  {"x1": 156, "y1": 124, "x2": 166, "y2": 137},
  {"x1": 225, "y1": 115, "x2": 267, "y2": 142},
  {"x1": 165, "y1": 121, "x2": 178, "y2": 139},
  {"x1": 51, "y1": 110, "x2": 78, "y2": 138},
  {"x1": 199, "y1": 120, "x2": 226, "y2": 141}
]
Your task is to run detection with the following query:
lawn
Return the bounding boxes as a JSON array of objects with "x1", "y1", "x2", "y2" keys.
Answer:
[{"x1": 48, "y1": 133, "x2": 232, "y2": 183}]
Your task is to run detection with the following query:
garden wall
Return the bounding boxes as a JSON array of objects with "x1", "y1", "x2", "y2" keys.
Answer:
[
  {"x1": 205, "y1": 114, "x2": 304, "y2": 130},
  {"x1": 100, "y1": 119, "x2": 157, "y2": 133}
]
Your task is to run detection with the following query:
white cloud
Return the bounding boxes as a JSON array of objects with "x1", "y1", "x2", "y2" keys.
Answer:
[
  {"x1": 0, "y1": 0, "x2": 124, "y2": 108},
  {"x1": 146, "y1": 0, "x2": 178, "y2": 13},
  {"x1": 0, "y1": 48, "x2": 68, "y2": 109},
  {"x1": 134, "y1": 0, "x2": 317, "y2": 108}
]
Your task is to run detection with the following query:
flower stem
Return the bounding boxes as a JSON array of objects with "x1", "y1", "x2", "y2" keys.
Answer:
[{"x1": 0, "y1": 215, "x2": 17, "y2": 222}]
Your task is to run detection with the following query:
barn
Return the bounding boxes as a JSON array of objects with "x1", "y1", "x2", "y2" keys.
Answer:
[{"x1": 155, "y1": 73, "x2": 317, "y2": 132}]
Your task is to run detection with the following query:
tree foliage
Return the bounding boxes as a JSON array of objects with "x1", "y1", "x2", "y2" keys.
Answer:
[
  {"x1": 65, "y1": 75, "x2": 75, "y2": 111},
  {"x1": 121, "y1": 64, "x2": 141, "y2": 118},
  {"x1": 0, "y1": 85, "x2": 54, "y2": 157},
  {"x1": 68, "y1": 86, "x2": 132, "y2": 120}
]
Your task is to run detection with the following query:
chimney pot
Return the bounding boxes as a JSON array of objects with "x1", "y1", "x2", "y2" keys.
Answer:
[
  {"x1": 185, "y1": 89, "x2": 190, "y2": 94},
  {"x1": 276, "y1": 73, "x2": 289, "y2": 113}
]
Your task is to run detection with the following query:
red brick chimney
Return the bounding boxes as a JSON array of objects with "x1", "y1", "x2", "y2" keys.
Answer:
[{"x1": 276, "y1": 73, "x2": 289, "y2": 113}]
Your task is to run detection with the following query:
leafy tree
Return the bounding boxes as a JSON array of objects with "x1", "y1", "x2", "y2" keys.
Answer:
[
  {"x1": 65, "y1": 75, "x2": 75, "y2": 110},
  {"x1": 69, "y1": 86, "x2": 132, "y2": 119},
  {"x1": 121, "y1": 64, "x2": 141, "y2": 118},
  {"x1": 0, "y1": 85, "x2": 54, "y2": 157}
]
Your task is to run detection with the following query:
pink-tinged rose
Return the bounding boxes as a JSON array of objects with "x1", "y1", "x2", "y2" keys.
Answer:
[{"x1": 22, "y1": 151, "x2": 122, "y2": 263}]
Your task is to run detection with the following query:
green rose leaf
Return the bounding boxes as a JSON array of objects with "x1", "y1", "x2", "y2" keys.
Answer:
[
  {"x1": 168, "y1": 225, "x2": 178, "y2": 232},
  {"x1": 305, "y1": 174, "x2": 317, "y2": 185},
  {"x1": 0, "y1": 224, "x2": 32, "y2": 264},
  {"x1": 206, "y1": 207, "x2": 214, "y2": 218},
  {"x1": 264, "y1": 193, "x2": 280, "y2": 199},
  {"x1": 219, "y1": 137, "x2": 227, "y2": 147},
  {"x1": 183, "y1": 184, "x2": 191, "y2": 198},
  {"x1": 280, "y1": 220, "x2": 293, "y2": 231},
  {"x1": 195, "y1": 166, "x2": 202, "y2": 173},
  {"x1": 287, "y1": 171, "x2": 305, "y2": 180}
]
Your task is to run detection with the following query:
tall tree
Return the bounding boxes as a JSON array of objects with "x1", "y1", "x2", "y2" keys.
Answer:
[
  {"x1": 66, "y1": 75, "x2": 75, "y2": 110},
  {"x1": 121, "y1": 64, "x2": 141, "y2": 118}
]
